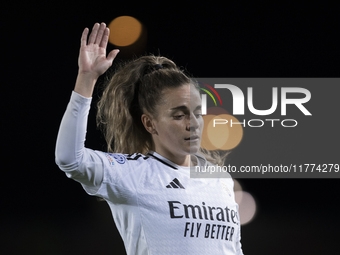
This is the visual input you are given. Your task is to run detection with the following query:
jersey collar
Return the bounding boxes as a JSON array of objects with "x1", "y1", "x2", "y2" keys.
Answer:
[{"x1": 146, "y1": 151, "x2": 207, "y2": 170}]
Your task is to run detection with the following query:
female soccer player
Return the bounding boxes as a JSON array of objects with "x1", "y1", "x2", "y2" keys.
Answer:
[{"x1": 55, "y1": 22, "x2": 244, "y2": 255}]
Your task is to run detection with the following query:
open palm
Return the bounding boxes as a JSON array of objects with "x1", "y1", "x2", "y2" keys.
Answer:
[{"x1": 78, "y1": 23, "x2": 119, "y2": 77}]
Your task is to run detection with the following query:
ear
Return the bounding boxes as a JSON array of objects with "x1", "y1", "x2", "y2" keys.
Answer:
[{"x1": 141, "y1": 113, "x2": 158, "y2": 135}]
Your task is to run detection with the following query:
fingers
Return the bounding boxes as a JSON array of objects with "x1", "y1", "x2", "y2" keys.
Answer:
[
  {"x1": 80, "y1": 28, "x2": 89, "y2": 47},
  {"x1": 99, "y1": 27, "x2": 110, "y2": 48},
  {"x1": 83, "y1": 22, "x2": 110, "y2": 48},
  {"x1": 107, "y1": 49, "x2": 120, "y2": 63},
  {"x1": 95, "y1": 23, "x2": 107, "y2": 45},
  {"x1": 88, "y1": 23, "x2": 100, "y2": 44},
  {"x1": 80, "y1": 22, "x2": 118, "y2": 57}
]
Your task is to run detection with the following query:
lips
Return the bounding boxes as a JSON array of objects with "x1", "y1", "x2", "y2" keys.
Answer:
[{"x1": 185, "y1": 135, "x2": 199, "y2": 140}]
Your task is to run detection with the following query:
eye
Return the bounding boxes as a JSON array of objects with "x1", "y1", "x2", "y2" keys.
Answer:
[
  {"x1": 173, "y1": 115, "x2": 185, "y2": 120},
  {"x1": 193, "y1": 111, "x2": 202, "y2": 118}
]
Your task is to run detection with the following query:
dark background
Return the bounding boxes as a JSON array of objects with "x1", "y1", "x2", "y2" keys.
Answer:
[{"x1": 3, "y1": 1, "x2": 339, "y2": 254}]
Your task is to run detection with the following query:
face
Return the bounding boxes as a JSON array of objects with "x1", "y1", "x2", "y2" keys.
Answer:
[{"x1": 143, "y1": 83, "x2": 204, "y2": 161}]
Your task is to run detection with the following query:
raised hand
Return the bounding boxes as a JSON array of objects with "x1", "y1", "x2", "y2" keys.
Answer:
[
  {"x1": 79, "y1": 22, "x2": 119, "y2": 77},
  {"x1": 75, "y1": 23, "x2": 119, "y2": 97}
]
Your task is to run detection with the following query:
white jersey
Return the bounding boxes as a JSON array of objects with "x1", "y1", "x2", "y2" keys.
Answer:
[{"x1": 55, "y1": 91, "x2": 244, "y2": 255}]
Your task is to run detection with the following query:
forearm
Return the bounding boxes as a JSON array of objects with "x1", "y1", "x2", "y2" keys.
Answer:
[
  {"x1": 55, "y1": 90, "x2": 92, "y2": 167},
  {"x1": 74, "y1": 72, "x2": 98, "y2": 98}
]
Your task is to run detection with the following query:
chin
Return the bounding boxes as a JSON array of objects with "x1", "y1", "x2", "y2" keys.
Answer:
[{"x1": 188, "y1": 144, "x2": 201, "y2": 154}]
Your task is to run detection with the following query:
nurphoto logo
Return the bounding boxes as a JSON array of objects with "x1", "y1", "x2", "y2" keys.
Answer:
[{"x1": 195, "y1": 78, "x2": 313, "y2": 151}]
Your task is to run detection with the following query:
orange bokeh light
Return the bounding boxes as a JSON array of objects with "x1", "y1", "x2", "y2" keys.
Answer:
[
  {"x1": 108, "y1": 16, "x2": 142, "y2": 46},
  {"x1": 201, "y1": 114, "x2": 243, "y2": 151}
]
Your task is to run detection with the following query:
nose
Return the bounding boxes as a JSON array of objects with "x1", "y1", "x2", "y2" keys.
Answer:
[{"x1": 186, "y1": 113, "x2": 200, "y2": 131}]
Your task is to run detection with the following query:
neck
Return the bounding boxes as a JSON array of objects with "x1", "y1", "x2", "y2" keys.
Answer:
[{"x1": 154, "y1": 149, "x2": 193, "y2": 167}]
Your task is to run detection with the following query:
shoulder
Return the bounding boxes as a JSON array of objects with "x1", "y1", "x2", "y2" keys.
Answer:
[
  {"x1": 97, "y1": 151, "x2": 150, "y2": 168},
  {"x1": 95, "y1": 152, "x2": 151, "y2": 191}
]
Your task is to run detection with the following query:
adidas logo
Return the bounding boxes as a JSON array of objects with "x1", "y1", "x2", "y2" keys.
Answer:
[{"x1": 166, "y1": 178, "x2": 185, "y2": 189}]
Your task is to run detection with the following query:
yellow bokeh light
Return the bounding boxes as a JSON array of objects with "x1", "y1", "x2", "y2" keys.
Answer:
[
  {"x1": 206, "y1": 106, "x2": 229, "y2": 115},
  {"x1": 201, "y1": 114, "x2": 243, "y2": 151},
  {"x1": 201, "y1": 115, "x2": 220, "y2": 150},
  {"x1": 207, "y1": 115, "x2": 230, "y2": 149},
  {"x1": 108, "y1": 16, "x2": 142, "y2": 46}
]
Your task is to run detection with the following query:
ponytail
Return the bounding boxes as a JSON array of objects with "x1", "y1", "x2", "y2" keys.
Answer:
[
  {"x1": 96, "y1": 55, "x2": 189, "y2": 154},
  {"x1": 97, "y1": 55, "x2": 230, "y2": 166}
]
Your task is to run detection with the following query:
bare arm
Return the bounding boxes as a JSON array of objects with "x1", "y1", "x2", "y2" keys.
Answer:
[{"x1": 74, "y1": 23, "x2": 119, "y2": 98}]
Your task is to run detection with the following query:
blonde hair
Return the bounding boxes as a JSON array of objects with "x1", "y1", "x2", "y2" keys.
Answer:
[{"x1": 96, "y1": 55, "x2": 229, "y2": 166}]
